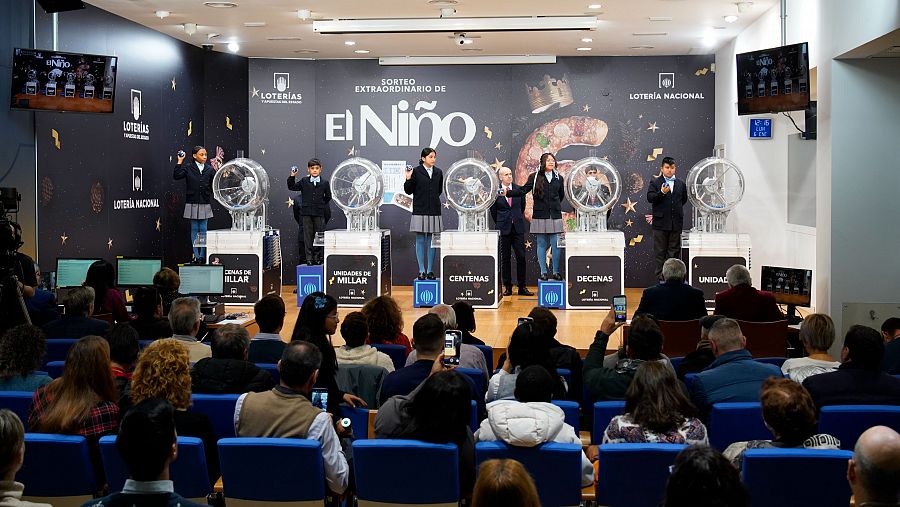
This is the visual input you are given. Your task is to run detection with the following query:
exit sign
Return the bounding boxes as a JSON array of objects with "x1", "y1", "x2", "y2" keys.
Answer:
[{"x1": 749, "y1": 118, "x2": 772, "y2": 139}]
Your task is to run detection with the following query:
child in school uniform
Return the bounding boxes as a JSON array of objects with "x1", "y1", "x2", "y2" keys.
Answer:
[{"x1": 287, "y1": 158, "x2": 332, "y2": 265}]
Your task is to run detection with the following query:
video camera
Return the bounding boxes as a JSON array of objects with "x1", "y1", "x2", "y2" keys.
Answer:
[{"x1": 0, "y1": 188, "x2": 23, "y2": 265}]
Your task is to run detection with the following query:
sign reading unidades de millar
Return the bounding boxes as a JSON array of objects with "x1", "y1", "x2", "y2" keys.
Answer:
[{"x1": 325, "y1": 254, "x2": 378, "y2": 305}]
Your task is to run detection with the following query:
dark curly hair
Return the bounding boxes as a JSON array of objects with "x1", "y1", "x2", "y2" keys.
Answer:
[
  {"x1": 361, "y1": 295, "x2": 404, "y2": 345},
  {"x1": 0, "y1": 325, "x2": 46, "y2": 378}
]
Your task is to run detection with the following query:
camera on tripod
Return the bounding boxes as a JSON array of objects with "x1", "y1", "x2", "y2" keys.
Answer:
[{"x1": 0, "y1": 187, "x2": 30, "y2": 332}]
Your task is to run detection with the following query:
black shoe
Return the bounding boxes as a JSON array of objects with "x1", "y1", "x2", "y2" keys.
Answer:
[
  {"x1": 426, "y1": 272, "x2": 436, "y2": 280},
  {"x1": 539, "y1": 273, "x2": 549, "y2": 281},
  {"x1": 503, "y1": 287, "x2": 513, "y2": 296},
  {"x1": 517, "y1": 287, "x2": 534, "y2": 296},
  {"x1": 552, "y1": 273, "x2": 563, "y2": 281},
  {"x1": 417, "y1": 272, "x2": 426, "y2": 280}
]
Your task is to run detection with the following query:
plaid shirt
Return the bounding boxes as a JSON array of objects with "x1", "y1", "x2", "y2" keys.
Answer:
[{"x1": 29, "y1": 385, "x2": 119, "y2": 437}]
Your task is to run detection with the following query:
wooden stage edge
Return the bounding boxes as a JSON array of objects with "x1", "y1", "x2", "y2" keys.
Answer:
[{"x1": 262, "y1": 285, "x2": 642, "y2": 352}]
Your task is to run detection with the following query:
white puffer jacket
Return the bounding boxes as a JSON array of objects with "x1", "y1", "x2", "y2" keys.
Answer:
[{"x1": 474, "y1": 400, "x2": 594, "y2": 486}]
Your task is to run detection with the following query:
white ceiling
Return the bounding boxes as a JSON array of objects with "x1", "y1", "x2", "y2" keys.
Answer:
[{"x1": 82, "y1": 0, "x2": 777, "y2": 59}]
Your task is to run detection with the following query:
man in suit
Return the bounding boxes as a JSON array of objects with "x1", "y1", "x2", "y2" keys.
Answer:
[
  {"x1": 635, "y1": 258, "x2": 708, "y2": 321},
  {"x1": 647, "y1": 156, "x2": 688, "y2": 279},
  {"x1": 42, "y1": 286, "x2": 109, "y2": 339},
  {"x1": 490, "y1": 167, "x2": 533, "y2": 296},
  {"x1": 714, "y1": 264, "x2": 784, "y2": 322}
]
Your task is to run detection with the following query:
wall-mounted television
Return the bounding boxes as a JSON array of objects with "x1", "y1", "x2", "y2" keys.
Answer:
[
  {"x1": 10, "y1": 48, "x2": 117, "y2": 113},
  {"x1": 736, "y1": 42, "x2": 809, "y2": 116}
]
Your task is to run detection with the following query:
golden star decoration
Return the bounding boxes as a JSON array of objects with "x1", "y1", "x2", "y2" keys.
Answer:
[
  {"x1": 524, "y1": 240, "x2": 533, "y2": 249},
  {"x1": 582, "y1": 104, "x2": 591, "y2": 112},
  {"x1": 60, "y1": 233, "x2": 68, "y2": 245},
  {"x1": 171, "y1": 78, "x2": 176, "y2": 91},
  {"x1": 155, "y1": 218, "x2": 161, "y2": 231},
  {"x1": 647, "y1": 147, "x2": 663, "y2": 162},
  {"x1": 484, "y1": 126, "x2": 493, "y2": 139},
  {"x1": 226, "y1": 116, "x2": 233, "y2": 130},
  {"x1": 490, "y1": 158, "x2": 506, "y2": 171},
  {"x1": 286, "y1": 197, "x2": 294, "y2": 208},
  {"x1": 625, "y1": 219, "x2": 634, "y2": 227},
  {"x1": 648, "y1": 122, "x2": 659, "y2": 132},
  {"x1": 51, "y1": 129, "x2": 61, "y2": 150},
  {"x1": 628, "y1": 234, "x2": 645, "y2": 247},
  {"x1": 187, "y1": 120, "x2": 192, "y2": 136},
  {"x1": 107, "y1": 238, "x2": 114, "y2": 249},
  {"x1": 494, "y1": 142, "x2": 502, "y2": 150},
  {"x1": 621, "y1": 198, "x2": 637, "y2": 213},
  {"x1": 251, "y1": 87, "x2": 260, "y2": 97}
]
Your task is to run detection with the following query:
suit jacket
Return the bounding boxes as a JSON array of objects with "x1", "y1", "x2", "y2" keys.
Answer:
[
  {"x1": 802, "y1": 363, "x2": 900, "y2": 409},
  {"x1": 507, "y1": 171, "x2": 565, "y2": 220},
  {"x1": 403, "y1": 164, "x2": 443, "y2": 216},
  {"x1": 490, "y1": 182, "x2": 527, "y2": 235},
  {"x1": 714, "y1": 284, "x2": 784, "y2": 322},
  {"x1": 690, "y1": 349, "x2": 782, "y2": 417},
  {"x1": 635, "y1": 281, "x2": 708, "y2": 321},
  {"x1": 292, "y1": 194, "x2": 331, "y2": 230},
  {"x1": 173, "y1": 160, "x2": 215, "y2": 205},
  {"x1": 647, "y1": 175, "x2": 688, "y2": 231},
  {"x1": 287, "y1": 175, "x2": 332, "y2": 216},
  {"x1": 42, "y1": 315, "x2": 109, "y2": 339}
]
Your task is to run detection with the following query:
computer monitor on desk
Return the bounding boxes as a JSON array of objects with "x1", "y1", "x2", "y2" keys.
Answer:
[
  {"x1": 178, "y1": 264, "x2": 225, "y2": 305},
  {"x1": 56, "y1": 258, "x2": 101, "y2": 288},
  {"x1": 116, "y1": 257, "x2": 162, "y2": 287},
  {"x1": 760, "y1": 265, "x2": 812, "y2": 324}
]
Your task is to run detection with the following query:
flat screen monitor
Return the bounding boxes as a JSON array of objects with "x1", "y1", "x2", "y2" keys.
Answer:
[
  {"x1": 10, "y1": 48, "x2": 118, "y2": 113},
  {"x1": 760, "y1": 265, "x2": 812, "y2": 307},
  {"x1": 56, "y1": 258, "x2": 100, "y2": 288},
  {"x1": 736, "y1": 42, "x2": 809, "y2": 116},
  {"x1": 116, "y1": 257, "x2": 162, "y2": 287},
  {"x1": 178, "y1": 265, "x2": 225, "y2": 296}
]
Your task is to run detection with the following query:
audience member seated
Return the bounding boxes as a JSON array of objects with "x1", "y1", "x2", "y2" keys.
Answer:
[
  {"x1": 82, "y1": 398, "x2": 206, "y2": 507},
  {"x1": 128, "y1": 287, "x2": 173, "y2": 342},
  {"x1": 603, "y1": 361, "x2": 708, "y2": 445},
  {"x1": 880, "y1": 317, "x2": 900, "y2": 374},
  {"x1": 847, "y1": 426, "x2": 900, "y2": 507},
  {"x1": 723, "y1": 378, "x2": 840, "y2": 470},
  {"x1": 713, "y1": 264, "x2": 783, "y2": 322},
  {"x1": 24, "y1": 264, "x2": 59, "y2": 327},
  {"x1": 529, "y1": 307, "x2": 583, "y2": 401},
  {"x1": 248, "y1": 295, "x2": 286, "y2": 363},
  {"x1": 584, "y1": 309, "x2": 665, "y2": 402},
  {"x1": 471, "y1": 459, "x2": 540, "y2": 507},
  {"x1": 634, "y1": 258, "x2": 708, "y2": 321},
  {"x1": 379, "y1": 314, "x2": 486, "y2": 419},
  {"x1": 361, "y1": 295, "x2": 412, "y2": 354},
  {"x1": 0, "y1": 325, "x2": 51, "y2": 391},
  {"x1": 128, "y1": 339, "x2": 219, "y2": 486},
  {"x1": 0, "y1": 409, "x2": 51, "y2": 507},
  {"x1": 660, "y1": 445, "x2": 749, "y2": 507},
  {"x1": 191, "y1": 324, "x2": 274, "y2": 394},
  {"x1": 690, "y1": 318, "x2": 782, "y2": 418},
  {"x1": 153, "y1": 268, "x2": 184, "y2": 316},
  {"x1": 475, "y1": 366, "x2": 592, "y2": 487},
  {"x1": 781, "y1": 314, "x2": 840, "y2": 382},
  {"x1": 406, "y1": 305, "x2": 489, "y2": 379},
  {"x1": 375, "y1": 370, "x2": 476, "y2": 498},
  {"x1": 486, "y1": 323, "x2": 566, "y2": 402},
  {"x1": 335, "y1": 311, "x2": 395, "y2": 372},
  {"x1": 291, "y1": 292, "x2": 365, "y2": 415},
  {"x1": 803, "y1": 325, "x2": 900, "y2": 409},
  {"x1": 107, "y1": 323, "x2": 139, "y2": 401},
  {"x1": 168, "y1": 297, "x2": 211, "y2": 363},
  {"x1": 234, "y1": 341, "x2": 350, "y2": 495},
  {"x1": 42, "y1": 286, "x2": 109, "y2": 339},
  {"x1": 452, "y1": 302, "x2": 485, "y2": 346},
  {"x1": 84, "y1": 260, "x2": 130, "y2": 323},
  {"x1": 28, "y1": 336, "x2": 119, "y2": 481},
  {"x1": 676, "y1": 315, "x2": 724, "y2": 380}
]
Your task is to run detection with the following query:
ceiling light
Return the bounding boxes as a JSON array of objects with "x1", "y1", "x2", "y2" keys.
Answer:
[
  {"x1": 379, "y1": 55, "x2": 556, "y2": 65},
  {"x1": 440, "y1": 7, "x2": 456, "y2": 17},
  {"x1": 630, "y1": 45, "x2": 655, "y2": 49},
  {"x1": 581, "y1": 37, "x2": 593, "y2": 43},
  {"x1": 183, "y1": 23, "x2": 197, "y2": 36},
  {"x1": 724, "y1": 14, "x2": 738, "y2": 23},
  {"x1": 576, "y1": 47, "x2": 592, "y2": 51},
  {"x1": 227, "y1": 41, "x2": 240, "y2": 52},
  {"x1": 344, "y1": 40, "x2": 356, "y2": 46},
  {"x1": 426, "y1": 0, "x2": 459, "y2": 5},
  {"x1": 736, "y1": 2, "x2": 753, "y2": 13},
  {"x1": 155, "y1": 10, "x2": 170, "y2": 19},
  {"x1": 203, "y1": 2, "x2": 237, "y2": 8},
  {"x1": 243, "y1": 22, "x2": 266, "y2": 27},
  {"x1": 632, "y1": 31, "x2": 668, "y2": 36},
  {"x1": 588, "y1": 4, "x2": 602, "y2": 9},
  {"x1": 354, "y1": 49, "x2": 370, "y2": 54},
  {"x1": 313, "y1": 16, "x2": 598, "y2": 34},
  {"x1": 297, "y1": 9, "x2": 311, "y2": 20}
]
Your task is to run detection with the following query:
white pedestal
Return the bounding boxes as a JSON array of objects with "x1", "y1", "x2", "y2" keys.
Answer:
[
  {"x1": 440, "y1": 231, "x2": 501, "y2": 309},
  {"x1": 564, "y1": 231, "x2": 626, "y2": 309},
  {"x1": 683, "y1": 232, "x2": 751, "y2": 308},
  {"x1": 323, "y1": 230, "x2": 392, "y2": 307},
  {"x1": 206, "y1": 229, "x2": 283, "y2": 306}
]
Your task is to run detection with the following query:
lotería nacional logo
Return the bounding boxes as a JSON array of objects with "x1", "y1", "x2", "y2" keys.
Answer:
[
  {"x1": 659, "y1": 73, "x2": 675, "y2": 89},
  {"x1": 253, "y1": 72, "x2": 303, "y2": 105},
  {"x1": 132, "y1": 167, "x2": 143, "y2": 192},
  {"x1": 123, "y1": 89, "x2": 150, "y2": 141}
]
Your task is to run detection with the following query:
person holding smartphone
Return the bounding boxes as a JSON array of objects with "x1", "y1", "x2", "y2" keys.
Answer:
[
  {"x1": 174, "y1": 146, "x2": 216, "y2": 264},
  {"x1": 647, "y1": 156, "x2": 688, "y2": 279},
  {"x1": 404, "y1": 148, "x2": 443, "y2": 280}
]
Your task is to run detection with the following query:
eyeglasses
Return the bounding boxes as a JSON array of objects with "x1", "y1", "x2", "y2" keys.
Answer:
[{"x1": 328, "y1": 313, "x2": 339, "y2": 321}]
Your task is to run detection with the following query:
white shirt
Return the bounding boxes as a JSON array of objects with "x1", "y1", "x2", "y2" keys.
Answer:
[
  {"x1": 424, "y1": 165, "x2": 434, "y2": 178},
  {"x1": 195, "y1": 161, "x2": 204, "y2": 174}
]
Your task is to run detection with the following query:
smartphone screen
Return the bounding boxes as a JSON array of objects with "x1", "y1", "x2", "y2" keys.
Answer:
[
  {"x1": 613, "y1": 295, "x2": 627, "y2": 323},
  {"x1": 311, "y1": 388, "x2": 329, "y2": 411},
  {"x1": 443, "y1": 330, "x2": 462, "y2": 366},
  {"x1": 517, "y1": 317, "x2": 533, "y2": 326}
]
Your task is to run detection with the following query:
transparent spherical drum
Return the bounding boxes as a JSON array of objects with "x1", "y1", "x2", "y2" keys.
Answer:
[
  {"x1": 212, "y1": 158, "x2": 269, "y2": 211},
  {"x1": 330, "y1": 157, "x2": 384, "y2": 213},
  {"x1": 443, "y1": 158, "x2": 499, "y2": 212},
  {"x1": 686, "y1": 156, "x2": 745, "y2": 212},
  {"x1": 564, "y1": 157, "x2": 621, "y2": 213}
]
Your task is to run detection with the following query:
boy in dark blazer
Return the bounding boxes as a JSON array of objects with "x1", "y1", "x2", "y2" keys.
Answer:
[
  {"x1": 287, "y1": 158, "x2": 332, "y2": 265},
  {"x1": 647, "y1": 156, "x2": 688, "y2": 279},
  {"x1": 490, "y1": 167, "x2": 533, "y2": 296}
]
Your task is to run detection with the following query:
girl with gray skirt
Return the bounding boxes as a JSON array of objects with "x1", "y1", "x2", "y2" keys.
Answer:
[
  {"x1": 174, "y1": 146, "x2": 216, "y2": 264},
  {"x1": 404, "y1": 148, "x2": 443, "y2": 280}
]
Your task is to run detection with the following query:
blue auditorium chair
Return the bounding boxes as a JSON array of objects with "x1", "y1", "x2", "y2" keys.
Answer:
[
  {"x1": 595, "y1": 443, "x2": 687, "y2": 507},
  {"x1": 456, "y1": 367, "x2": 487, "y2": 396},
  {"x1": 755, "y1": 357, "x2": 787, "y2": 368},
  {"x1": 476, "y1": 441, "x2": 583, "y2": 507},
  {"x1": 340, "y1": 405, "x2": 371, "y2": 440},
  {"x1": 17, "y1": 434, "x2": 96, "y2": 506},
  {"x1": 99, "y1": 435, "x2": 211, "y2": 502},
  {"x1": 219, "y1": 438, "x2": 326, "y2": 506},
  {"x1": 557, "y1": 368, "x2": 573, "y2": 389},
  {"x1": 44, "y1": 361, "x2": 65, "y2": 379},
  {"x1": 668, "y1": 356, "x2": 684, "y2": 371},
  {"x1": 592, "y1": 401, "x2": 626, "y2": 443},
  {"x1": 44, "y1": 339, "x2": 78, "y2": 364},
  {"x1": 818, "y1": 405, "x2": 900, "y2": 450},
  {"x1": 742, "y1": 448, "x2": 853, "y2": 506},
  {"x1": 474, "y1": 344, "x2": 493, "y2": 371},
  {"x1": 189, "y1": 393, "x2": 240, "y2": 440},
  {"x1": 353, "y1": 439, "x2": 459, "y2": 506},
  {"x1": 138, "y1": 340, "x2": 154, "y2": 349},
  {"x1": 470, "y1": 400, "x2": 478, "y2": 432},
  {"x1": 371, "y1": 343, "x2": 406, "y2": 371},
  {"x1": 551, "y1": 400, "x2": 580, "y2": 431},
  {"x1": 0, "y1": 392, "x2": 34, "y2": 430},
  {"x1": 255, "y1": 362, "x2": 280, "y2": 383},
  {"x1": 708, "y1": 402, "x2": 770, "y2": 450}
]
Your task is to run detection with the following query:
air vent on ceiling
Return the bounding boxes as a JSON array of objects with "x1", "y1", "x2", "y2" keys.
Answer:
[
  {"x1": 648, "y1": 17, "x2": 672, "y2": 22},
  {"x1": 293, "y1": 49, "x2": 319, "y2": 54},
  {"x1": 244, "y1": 22, "x2": 266, "y2": 28},
  {"x1": 633, "y1": 32, "x2": 668, "y2": 36},
  {"x1": 267, "y1": 36, "x2": 303, "y2": 41}
]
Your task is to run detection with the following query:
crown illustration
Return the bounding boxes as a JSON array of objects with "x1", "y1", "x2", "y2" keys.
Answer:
[{"x1": 525, "y1": 74, "x2": 574, "y2": 114}]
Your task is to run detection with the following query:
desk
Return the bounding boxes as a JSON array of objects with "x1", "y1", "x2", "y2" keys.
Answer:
[{"x1": 207, "y1": 313, "x2": 259, "y2": 337}]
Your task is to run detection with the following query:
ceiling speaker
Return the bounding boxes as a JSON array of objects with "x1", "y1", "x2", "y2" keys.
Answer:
[{"x1": 36, "y1": 0, "x2": 86, "y2": 14}]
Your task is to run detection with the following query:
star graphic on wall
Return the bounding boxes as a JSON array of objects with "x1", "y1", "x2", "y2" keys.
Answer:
[
  {"x1": 625, "y1": 219, "x2": 634, "y2": 227},
  {"x1": 524, "y1": 240, "x2": 533, "y2": 249},
  {"x1": 621, "y1": 198, "x2": 637, "y2": 213},
  {"x1": 443, "y1": 201, "x2": 451, "y2": 209},
  {"x1": 582, "y1": 104, "x2": 591, "y2": 112},
  {"x1": 494, "y1": 142, "x2": 502, "y2": 150},
  {"x1": 484, "y1": 126, "x2": 493, "y2": 139},
  {"x1": 251, "y1": 87, "x2": 260, "y2": 97},
  {"x1": 60, "y1": 233, "x2": 68, "y2": 245},
  {"x1": 638, "y1": 114, "x2": 644, "y2": 119},
  {"x1": 286, "y1": 197, "x2": 294, "y2": 208},
  {"x1": 260, "y1": 148, "x2": 266, "y2": 155},
  {"x1": 171, "y1": 78, "x2": 176, "y2": 91},
  {"x1": 107, "y1": 238, "x2": 114, "y2": 249},
  {"x1": 648, "y1": 122, "x2": 659, "y2": 132},
  {"x1": 490, "y1": 158, "x2": 506, "y2": 171},
  {"x1": 348, "y1": 146, "x2": 358, "y2": 157},
  {"x1": 155, "y1": 218, "x2": 161, "y2": 231}
]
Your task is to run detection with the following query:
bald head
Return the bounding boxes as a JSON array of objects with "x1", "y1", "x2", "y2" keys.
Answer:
[
  {"x1": 428, "y1": 304, "x2": 456, "y2": 330},
  {"x1": 850, "y1": 426, "x2": 900, "y2": 504}
]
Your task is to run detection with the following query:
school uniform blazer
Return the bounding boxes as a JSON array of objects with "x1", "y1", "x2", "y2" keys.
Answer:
[
  {"x1": 647, "y1": 175, "x2": 688, "y2": 231},
  {"x1": 173, "y1": 160, "x2": 215, "y2": 204},
  {"x1": 403, "y1": 164, "x2": 443, "y2": 216},
  {"x1": 287, "y1": 175, "x2": 332, "y2": 217},
  {"x1": 506, "y1": 171, "x2": 565, "y2": 220}
]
